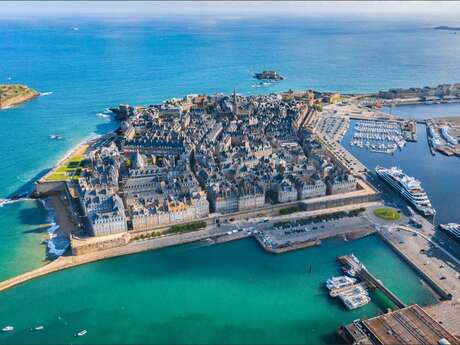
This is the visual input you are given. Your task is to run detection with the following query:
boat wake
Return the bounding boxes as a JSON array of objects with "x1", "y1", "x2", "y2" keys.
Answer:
[
  {"x1": 251, "y1": 82, "x2": 273, "y2": 88},
  {"x1": 97, "y1": 112, "x2": 111, "y2": 119},
  {"x1": 40, "y1": 92, "x2": 53, "y2": 96}
]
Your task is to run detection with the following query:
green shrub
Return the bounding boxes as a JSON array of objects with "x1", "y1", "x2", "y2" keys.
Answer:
[
  {"x1": 165, "y1": 221, "x2": 207, "y2": 234},
  {"x1": 279, "y1": 206, "x2": 300, "y2": 216}
]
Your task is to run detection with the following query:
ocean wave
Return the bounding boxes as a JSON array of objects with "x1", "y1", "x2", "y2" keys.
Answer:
[
  {"x1": 47, "y1": 223, "x2": 60, "y2": 234},
  {"x1": 0, "y1": 198, "x2": 14, "y2": 207},
  {"x1": 39, "y1": 198, "x2": 57, "y2": 224},
  {"x1": 47, "y1": 236, "x2": 70, "y2": 257},
  {"x1": 0, "y1": 197, "x2": 34, "y2": 207}
]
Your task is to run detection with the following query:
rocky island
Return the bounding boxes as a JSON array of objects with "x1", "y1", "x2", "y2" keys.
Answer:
[
  {"x1": 434, "y1": 26, "x2": 460, "y2": 31},
  {"x1": 254, "y1": 70, "x2": 284, "y2": 81},
  {"x1": 0, "y1": 84, "x2": 39, "y2": 109}
]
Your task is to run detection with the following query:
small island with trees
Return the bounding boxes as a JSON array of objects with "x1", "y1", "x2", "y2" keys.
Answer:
[{"x1": 0, "y1": 84, "x2": 40, "y2": 109}]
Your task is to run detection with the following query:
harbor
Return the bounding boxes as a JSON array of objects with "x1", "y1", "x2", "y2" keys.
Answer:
[
  {"x1": 337, "y1": 254, "x2": 406, "y2": 309},
  {"x1": 326, "y1": 253, "x2": 409, "y2": 313},
  {"x1": 426, "y1": 117, "x2": 460, "y2": 157},
  {"x1": 0, "y1": 235, "x2": 439, "y2": 345},
  {"x1": 349, "y1": 120, "x2": 408, "y2": 154}
]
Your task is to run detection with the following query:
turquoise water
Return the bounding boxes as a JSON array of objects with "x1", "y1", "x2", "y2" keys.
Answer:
[
  {"x1": 0, "y1": 236, "x2": 436, "y2": 345},
  {"x1": 0, "y1": 17, "x2": 458, "y2": 343},
  {"x1": 0, "y1": 200, "x2": 49, "y2": 280}
]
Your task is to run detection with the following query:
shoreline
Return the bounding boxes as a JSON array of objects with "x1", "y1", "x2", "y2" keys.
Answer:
[
  {"x1": 0, "y1": 91, "x2": 40, "y2": 110},
  {"x1": 43, "y1": 132, "x2": 110, "y2": 177},
  {"x1": 0, "y1": 228, "x2": 247, "y2": 292},
  {"x1": 0, "y1": 201, "x2": 380, "y2": 292}
]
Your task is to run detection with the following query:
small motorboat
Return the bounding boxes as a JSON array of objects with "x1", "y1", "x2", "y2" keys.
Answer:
[
  {"x1": 2, "y1": 326, "x2": 14, "y2": 332},
  {"x1": 75, "y1": 329, "x2": 87, "y2": 337},
  {"x1": 49, "y1": 134, "x2": 63, "y2": 140},
  {"x1": 34, "y1": 326, "x2": 45, "y2": 331}
]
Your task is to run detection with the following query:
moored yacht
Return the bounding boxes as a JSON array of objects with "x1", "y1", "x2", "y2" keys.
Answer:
[
  {"x1": 439, "y1": 223, "x2": 460, "y2": 243},
  {"x1": 326, "y1": 276, "x2": 357, "y2": 290},
  {"x1": 375, "y1": 166, "x2": 435, "y2": 217}
]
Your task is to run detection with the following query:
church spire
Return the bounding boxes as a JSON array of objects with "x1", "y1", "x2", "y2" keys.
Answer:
[{"x1": 233, "y1": 88, "x2": 238, "y2": 116}]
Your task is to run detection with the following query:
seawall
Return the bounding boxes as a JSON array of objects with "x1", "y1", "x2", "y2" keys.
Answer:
[{"x1": 0, "y1": 228, "x2": 250, "y2": 293}]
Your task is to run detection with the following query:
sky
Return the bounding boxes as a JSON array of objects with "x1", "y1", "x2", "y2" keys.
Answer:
[{"x1": 1, "y1": 1, "x2": 460, "y2": 22}]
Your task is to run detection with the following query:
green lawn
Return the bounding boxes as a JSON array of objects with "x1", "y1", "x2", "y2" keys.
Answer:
[
  {"x1": 373, "y1": 207, "x2": 401, "y2": 221},
  {"x1": 45, "y1": 154, "x2": 84, "y2": 182}
]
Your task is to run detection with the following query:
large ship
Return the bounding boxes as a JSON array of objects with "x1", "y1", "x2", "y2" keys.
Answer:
[
  {"x1": 439, "y1": 223, "x2": 460, "y2": 243},
  {"x1": 375, "y1": 166, "x2": 435, "y2": 217}
]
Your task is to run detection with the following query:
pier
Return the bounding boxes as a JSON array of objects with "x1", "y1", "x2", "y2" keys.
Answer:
[{"x1": 337, "y1": 255, "x2": 406, "y2": 309}]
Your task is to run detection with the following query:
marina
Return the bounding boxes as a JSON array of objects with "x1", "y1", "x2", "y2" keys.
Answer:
[
  {"x1": 349, "y1": 120, "x2": 406, "y2": 154},
  {"x1": 426, "y1": 118, "x2": 460, "y2": 157}
]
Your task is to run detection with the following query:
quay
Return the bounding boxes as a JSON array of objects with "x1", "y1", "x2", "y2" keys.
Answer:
[
  {"x1": 317, "y1": 136, "x2": 368, "y2": 176},
  {"x1": 337, "y1": 255, "x2": 407, "y2": 309},
  {"x1": 378, "y1": 224, "x2": 460, "y2": 300},
  {"x1": 257, "y1": 213, "x2": 376, "y2": 254},
  {"x1": 255, "y1": 237, "x2": 321, "y2": 254}
]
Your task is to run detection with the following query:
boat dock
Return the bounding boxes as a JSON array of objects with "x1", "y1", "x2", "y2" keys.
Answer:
[{"x1": 337, "y1": 255, "x2": 407, "y2": 309}]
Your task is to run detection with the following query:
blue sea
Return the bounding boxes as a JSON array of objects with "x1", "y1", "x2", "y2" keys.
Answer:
[{"x1": 1, "y1": 17, "x2": 460, "y2": 344}]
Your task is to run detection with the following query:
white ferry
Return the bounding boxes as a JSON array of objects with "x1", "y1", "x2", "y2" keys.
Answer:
[
  {"x1": 375, "y1": 166, "x2": 435, "y2": 217},
  {"x1": 439, "y1": 223, "x2": 460, "y2": 243}
]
